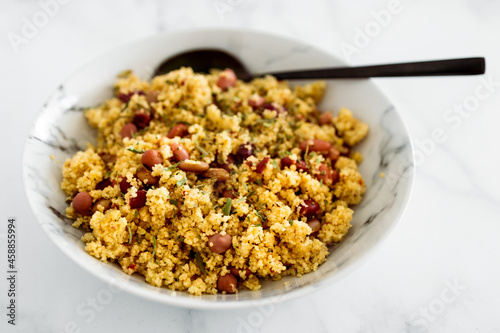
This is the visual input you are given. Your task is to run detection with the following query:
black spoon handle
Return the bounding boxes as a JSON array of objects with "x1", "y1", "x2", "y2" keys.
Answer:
[{"x1": 260, "y1": 57, "x2": 485, "y2": 80}]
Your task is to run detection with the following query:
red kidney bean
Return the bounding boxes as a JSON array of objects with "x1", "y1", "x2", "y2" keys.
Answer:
[
  {"x1": 255, "y1": 157, "x2": 270, "y2": 174},
  {"x1": 318, "y1": 112, "x2": 333, "y2": 126},
  {"x1": 167, "y1": 123, "x2": 189, "y2": 139},
  {"x1": 262, "y1": 103, "x2": 285, "y2": 115},
  {"x1": 222, "y1": 189, "x2": 236, "y2": 199},
  {"x1": 248, "y1": 95, "x2": 265, "y2": 109},
  {"x1": 132, "y1": 111, "x2": 151, "y2": 130},
  {"x1": 299, "y1": 139, "x2": 332, "y2": 153},
  {"x1": 216, "y1": 68, "x2": 237, "y2": 91},
  {"x1": 207, "y1": 233, "x2": 232, "y2": 254},
  {"x1": 96, "y1": 178, "x2": 111, "y2": 190},
  {"x1": 328, "y1": 147, "x2": 340, "y2": 162},
  {"x1": 331, "y1": 169, "x2": 340, "y2": 185},
  {"x1": 315, "y1": 163, "x2": 334, "y2": 185},
  {"x1": 141, "y1": 150, "x2": 163, "y2": 170},
  {"x1": 237, "y1": 143, "x2": 255, "y2": 161},
  {"x1": 299, "y1": 199, "x2": 320, "y2": 217},
  {"x1": 280, "y1": 157, "x2": 294, "y2": 169},
  {"x1": 91, "y1": 198, "x2": 112, "y2": 214},
  {"x1": 72, "y1": 192, "x2": 93, "y2": 216},
  {"x1": 118, "y1": 89, "x2": 144, "y2": 103},
  {"x1": 121, "y1": 123, "x2": 138, "y2": 140},
  {"x1": 129, "y1": 190, "x2": 147, "y2": 209},
  {"x1": 217, "y1": 274, "x2": 238, "y2": 293},
  {"x1": 229, "y1": 267, "x2": 252, "y2": 279},
  {"x1": 296, "y1": 160, "x2": 309, "y2": 172},
  {"x1": 136, "y1": 169, "x2": 159, "y2": 186},
  {"x1": 307, "y1": 219, "x2": 321, "y2": 235},
  {"x1": 120, "y1": 178, "x2": 132, "y2": 194},
  {"x1": 170, "y1": 142, "x2": 189, "y2": 162}
]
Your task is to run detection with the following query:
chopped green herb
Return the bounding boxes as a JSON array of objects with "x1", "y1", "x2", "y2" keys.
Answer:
[
  {"x1": 155, "y1": 260, "x2": 159, "y2": 265},
  {"x1": 320, "y1": 179, "x2": 323, "y2": 186},
  {"x1": 254, "y1": 179, "x2": 262, "y2": 186},
  {"x1": 192, "y1": 228, "x2": 202, "y2": 239},
  {"x1": 127, "y1": 147, "x2": 145, "y2": 154},
  {"x1": 222, "y1": 198, "x2": 232, "y2": 216},
  {"x1": 169, "y1": 199, "x2": 178, "y2": 205},
  {"x1": 150, "y1": 236, "x2": 157, "y2": 261},
  {"x1": 166, "y1": 79, "x2": 175, "y2": 85},
  {"x1": 104, "y1": 171, "x2": 111, "y2": 179},
  {"x1": 128, "y1": 225, "x2": 132, "y2": 243},
  {"x1": 289, "y1": 219, "x2": 294, "y2": 226},
  {"x1": 164, "y1": 162, "x2": 181, "y2": 172},
  {"x1": 272, "y1": 160, "x2": 278, "y2": 169},
  {"x1": 134, "y1": 210, "x2": 139, "y2": 218},
  {"x1": 176, "y1": 177, "x2": 187, "y2": 187},
  {"x1": 120, "y1": 100, "x2": 130, "y2": 112},
  {"x1": 255, "y1": 211, "x2": 267, "y2": 222},
  {"x1": 196, "y1": 144, "x2": 209, "y2": 158},
  {"x1": 285, "y1": 151, "x2": 292, "y2": 156},
  {"x1": 132, "y1": 127, "x2": 149, "y2": 138},
  {"x1": 253, "y1": 224, "x2": 262, "y2": 227},
  {"x1": 195, "y1": 252, "x2": 207, "y2": 274}
]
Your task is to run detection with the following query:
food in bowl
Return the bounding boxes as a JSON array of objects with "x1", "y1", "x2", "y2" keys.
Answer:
[{"x1": 61, "y1": 67, "x2": 368, "y2": 295}]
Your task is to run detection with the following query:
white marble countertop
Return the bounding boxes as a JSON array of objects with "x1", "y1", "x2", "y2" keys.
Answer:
[{"x1": 1, "y1": 0, "x2": 499, "y2": 332}]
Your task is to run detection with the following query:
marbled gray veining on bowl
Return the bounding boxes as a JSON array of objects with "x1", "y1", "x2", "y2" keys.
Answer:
[{"x1": 22, "y1": 29, "x2": 414, "y2": 309}]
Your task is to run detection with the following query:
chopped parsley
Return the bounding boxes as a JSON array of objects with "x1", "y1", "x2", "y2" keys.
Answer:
[
  {"x1": 195, "y1": 252, "x2": 207, "y2": 274},
  {"x1": 196, "y1": 144, "x2": 209, "y2": 158},
  {"x1": 253, "y1": 224, "x2": 262, "y2": 227},
  {"x1": 128, "y1": 226, "x2": 132, "y2": 243},
  {"x1": 150, "y1": 236, "x2": 157, "y2": 261},
  {"x1": 176, "y1": 177, "x2": 187, "y2": 187},
  {"x1": 272, "y1": 160, "x2": 278, "y2": 169},
  {"x1": 104, "y1": 171, "x2": 111, "y2": 179},
  {"x1": 134, "y1": 210, "x2": 139, "y2": 218},
  {"x1": 169, "y1": 199, "x2": 178, "y2": 205},
  {"x1": 289, "y1": 219, "x2": 294, "y2": 226},
  {"x1": 222, "y1": 198, "x2": 232, "y2": 216},
  {"x1": 164, "y1": 162, "x2": 180, "y2": 172},
  {"x1": 127, "y1": 147, "x2": 145, "y2": 154}
]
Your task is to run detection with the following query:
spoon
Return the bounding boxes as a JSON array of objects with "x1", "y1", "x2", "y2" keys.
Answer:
[{"x1": 153, "y1": 49, "x2": 485, "y2": 81}]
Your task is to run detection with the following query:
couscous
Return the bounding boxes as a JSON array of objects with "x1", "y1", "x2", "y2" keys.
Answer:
[{"x1": 61, "y1": 67, "x2": 368, "y2": 295}]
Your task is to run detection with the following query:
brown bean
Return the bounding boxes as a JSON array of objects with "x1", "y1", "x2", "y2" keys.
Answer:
[
  {"x1": 299, "y1": 199, "x2": 320, "y2": 217},
  {"x1": 202, "y1": 168, "x2": 230, "y2": 182},
  {"x1": 121, "y1": 123, "x2": 138, "y2": 140},
  {"x1": 120, "y1": 178, "x2": 132, "y2": 194},
  {"x1": 72, "y1": 192, "x2": 93, "y2": 216},
  {"x1": 328, "y1": 147, "x2": 341, "y2": 162},
  {"x1": 207, "y1": 233, "x2": 232, "y2": 254},
  {"x1": 217, "y1": 274, "x2": 238, "y2": 294},
  {"x1": 315, "y1": 163, "x2": 333, "y2": 185},
  {"x1": 167, "y1": 123, "x2": 189, "y2": 139},
  {"x1": 145, "y1": 90, "x2": 159, "y2": 104},
  {"x1": 129, "y1": 190, "x2": 147, "y2": 209},
  {"x1": 255, "y1": 157, "x2": 270, "y2": 174},
  {"x1": 222, "y1": 189, "x2": 236, "y2": 199},
  {"x1": 179, "y1": 160, "x2": 209, "y2": 173},
  {"x1": 331, "y1": 169, "x2": 340, "y2": 185},
  {"x1": 170, "y1": 142, "x2": 189, "y2": 162},
  {"x1": 91, "y1": 198, "x2": 112, "y2": 214},
  {"x1": 300, "y1": 139, "x2": 332, "y2": 153},
  {"x1": 216, "y1": 69, "x2": 237, "y2": 91},
  {"x1": 99, "y1": 153, "x2": 116, "y2": 164},
  {"x1": 229, "y1": 267, "x2": 252, "y2": 279},
  {"x1": 136, "y1": 169, "x2": 159, "y2": 186},
  {"x1": 307, "y1": 219, "x2": 321, "y2": 235},
  {"x1": 132, "y1": 111, "x2": 151, "y2": 130},
  {"x1": 141, "y1": 150, "x2": 163, "y2": 170},
  {"x1": 318, "y1": 112, "x2": 333, "y2": 126}
]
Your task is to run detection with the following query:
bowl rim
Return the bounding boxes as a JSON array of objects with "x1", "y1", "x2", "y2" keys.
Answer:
[{"x1": 22, "y1": 27, "x2": 415, "y2": 309}]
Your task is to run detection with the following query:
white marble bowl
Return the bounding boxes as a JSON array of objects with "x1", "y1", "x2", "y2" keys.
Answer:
[{"x1": 22, "y1": 29, "x2": 414, "y2": 309}]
